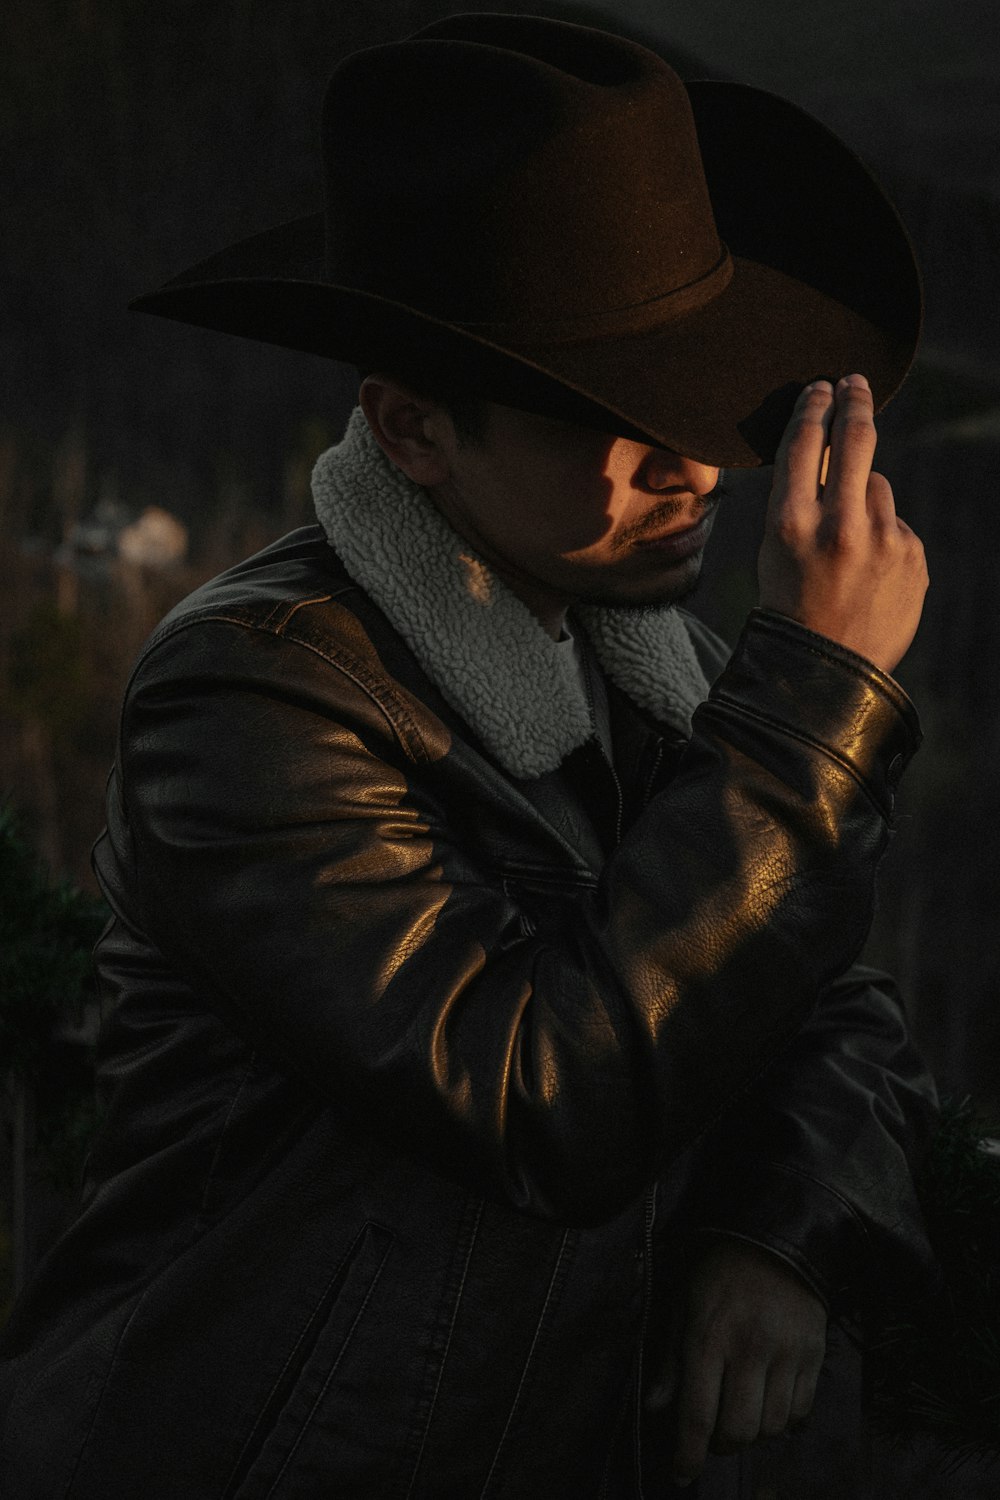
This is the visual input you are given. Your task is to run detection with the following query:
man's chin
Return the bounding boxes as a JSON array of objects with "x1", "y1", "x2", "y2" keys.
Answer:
[{"x1": 573, "y1": 566, "x2": 705, "y2": 614}]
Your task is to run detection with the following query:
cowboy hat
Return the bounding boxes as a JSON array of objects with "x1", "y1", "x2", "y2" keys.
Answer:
[{"x1": 130, "y1": 12, "x2": 922, "y2": 466}]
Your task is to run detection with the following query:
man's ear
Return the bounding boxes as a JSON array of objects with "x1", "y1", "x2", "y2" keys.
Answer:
[{"x1": 358, "y1": 375, "x2": 452, "y2": 486}]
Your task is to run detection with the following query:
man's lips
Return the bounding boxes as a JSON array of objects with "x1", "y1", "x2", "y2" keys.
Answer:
[{"x1": 631, "y1": 505, "x2": 716, "y2": 560}]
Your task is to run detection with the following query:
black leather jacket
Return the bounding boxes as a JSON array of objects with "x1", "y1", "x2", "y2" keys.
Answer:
[{"x1": 0, "y1": 527, "x2": 936, "y2": 1499}]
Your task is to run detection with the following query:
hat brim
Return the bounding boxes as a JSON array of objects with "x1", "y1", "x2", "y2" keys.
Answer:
[{"x1": 129, "y1": 80, "x2": 921, "y2": 466}]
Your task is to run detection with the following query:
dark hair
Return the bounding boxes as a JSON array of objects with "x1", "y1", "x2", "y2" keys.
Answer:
[{"x1": 355, "y1": 367, "x2": 490, "y2": 447}]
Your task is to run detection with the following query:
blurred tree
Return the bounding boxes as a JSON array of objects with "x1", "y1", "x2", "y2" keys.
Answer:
[
  {"x1": 0, "y1": 800, "x2": 108, "y2": 1312},
  {"x1": 0, "y1": 801, "x2": 107, "y2": 1159},
  {"x1": 8, "y1": 603, "x2": 88, "y2": 733}
]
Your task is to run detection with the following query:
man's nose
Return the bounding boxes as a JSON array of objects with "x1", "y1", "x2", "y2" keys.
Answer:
[{"x1": 643, "y1": 449, "x2": 720, "y2": 496}]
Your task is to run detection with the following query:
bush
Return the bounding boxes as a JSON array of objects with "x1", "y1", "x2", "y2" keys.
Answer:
[
  {"x1": 0, "y1": 801, "x2": 108, "y2": 1189},
  {"x1": 864, "y1": 1097, "x2": 1000, "y2": 1468}
]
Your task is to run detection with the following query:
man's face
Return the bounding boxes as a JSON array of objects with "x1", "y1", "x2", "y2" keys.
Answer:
[{"x1": 425, "y1": 402, "x2": 722, "y2": 633}]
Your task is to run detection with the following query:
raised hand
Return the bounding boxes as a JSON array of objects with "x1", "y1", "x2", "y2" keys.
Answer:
[{"x1": 757, "y1": 374, "x2": 928, "y2": 676}]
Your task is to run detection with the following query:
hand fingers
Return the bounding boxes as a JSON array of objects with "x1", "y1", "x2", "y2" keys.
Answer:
[
  {"x1": 672, "y1": 1355, "x2": 810, "y2": 1481},
  {"x1": 759, "y1": 1363, "x2": 797, "y2": 1439},
  {"x1": 711, "y1": 1362, "x2": 767, "y2": 1453},
  {"x1": 866, "y1": 470, "x2": 898, "y2": 532},
  {"x1": 665, "y1": 1239, "x2": 830, "y2": 1484},
  {"x1": 671, "y1": 1346, "x2": 724, "y2": 1485},
  {"x1": 822, "y1": 373, "x2": 878, "y2": 515},
  {"x1": 789, "y1": 1361, "x2": 822, "y2": 1426},
  {"x1": 770, "y1": 380, "x2": 835, "y2": 514}
]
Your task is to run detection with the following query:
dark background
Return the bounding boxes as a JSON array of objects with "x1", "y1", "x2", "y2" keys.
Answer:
[
  {"x1": 2, "y1": 0, "x2": 998, "y2": 1113},
  {"x1": 2, "y1": 6, "x2": 1000, "y2": 1492}
]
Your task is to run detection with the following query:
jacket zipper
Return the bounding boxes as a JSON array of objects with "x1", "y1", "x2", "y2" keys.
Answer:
[
  {"x1": 581, "y1": 640, "x2": 624, "y2": 849},
  {"x1": 640, "y1": 741, "x2": 665, "y2": 811},
  {"x1": 587, "y1": 645, "x2": 662, "y2": 1496},
  {"x1": 632, "y1": 1180, "x2": 657, "y2": 1499},
  {"x1": 631, "y1": 742, "x2": 670, "y2": 1499},
  {"x1": 609, "y1": 755, "x2": 624, "y2": 848}
]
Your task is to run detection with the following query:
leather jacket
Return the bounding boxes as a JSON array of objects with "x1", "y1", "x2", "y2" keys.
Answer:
[{"x1": 0, "y1": 450, "x2": 937, "y2": 1498}]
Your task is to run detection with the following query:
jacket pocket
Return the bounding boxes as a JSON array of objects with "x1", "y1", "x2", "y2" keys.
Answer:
[
  {"x1": 223, "y1": 1220, "x2": 394, "y2": 1500},
  {"x1": 500, "y1": 872, "x2": 596, "y2": 939}
]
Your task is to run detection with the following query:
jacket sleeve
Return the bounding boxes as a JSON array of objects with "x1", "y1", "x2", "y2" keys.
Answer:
[
  {"x1": 677, "y1": 963, "x2": 939, "y2": 1310},
  {"x1": 104, "y1": 604, "x2": 921, "y2": 1226}
]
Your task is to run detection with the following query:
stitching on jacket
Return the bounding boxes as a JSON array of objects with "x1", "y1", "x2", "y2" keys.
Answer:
[
  {"x1": 220, "y1": 1222, "x2": 393, "y2": 1499},
  {"x1": 60, "y1": 1095, "x2": 248, "y2": 1498},
  {"x1": 61, "y1": 1273, "x2": 166, "y2": 1497},
  {"x1": 270, "y1": 623, "x2": 431, "y2": 761},
  {"x1": 744, "y1": 1157, "x2": 874, "y2": 1247},
  {"x1": 750, "y1": 610, "x2": 914, "y2": 717},
  {"x1": 260, "y1": 1227, "x2": 394, "y2": 1500},
  {"x1": 477, "y1": 1227, "x2": 574, "y2": 1499},
  {"x1": 114, "y1": 571, "x2": 355, "y2": 726},
  {"x1": 259, "y1": 594, "x2": 334, "y2": 632},
  {"x1": 702, "y1": 694, "x2": 893, "y2": 821},
  {"x1": 694, "y1": 1227, "x2": 833, "y2": 1311},
  {"x1": 403, "y1": 1196, "x2": 486, "y2": 1500},
  {"x1": 693, "y1": 1159, "x2": 875, "y2": 1312},
  {"x1": 633, "y1": 1182, "x2": 657, "y2": 1499},
  {"x1": 497, "y1": 865, "x2": 597, "y2": 892},
  {"x1": 128, "y1": 576, "x2": 357, "y2": 665},
  {"x1": 128, "y1": 611, "x2": 432, "y2": 766},
  {"x1": 195, "y1": 1051, "x2": 257, "y2": 1230},
  {"x1": 598, "y1": 1358, "x2": 638, "y2": 1500}
]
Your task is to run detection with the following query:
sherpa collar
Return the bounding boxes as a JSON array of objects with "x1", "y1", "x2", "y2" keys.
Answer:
[{"x1": 311, "y1": 408, "x2": 710, "y2": 779}]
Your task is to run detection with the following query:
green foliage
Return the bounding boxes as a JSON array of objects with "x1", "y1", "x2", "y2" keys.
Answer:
[
  {"x1": 0, "y1": 801, "x2": 104, "y2": 1072},
  {"x1": 0, "y1": 801, "x2": 108, "y2": 1187},
  {"x1": 864, "y1": 1098, "x2": 1000, "y2": 1468}
]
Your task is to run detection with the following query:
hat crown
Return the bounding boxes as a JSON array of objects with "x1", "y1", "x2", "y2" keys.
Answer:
[
  {"x1": 322, "y1": 15, "x2": 724, "y2": 328},
  {"x1": 131, "y1": 13, "x2": 922, "y2": 467}
]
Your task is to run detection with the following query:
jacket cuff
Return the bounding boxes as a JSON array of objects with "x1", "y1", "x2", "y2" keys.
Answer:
[
  {"x1": 704, "y1": 609, "x2": 922, "y2": 819},
  {"x1": 689, "y1": 1156, "x2": 872, "y2": 1312}
]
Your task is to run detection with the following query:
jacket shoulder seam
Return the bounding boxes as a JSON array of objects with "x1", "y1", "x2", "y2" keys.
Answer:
[
  {"x1": 129, "y1": 606, "x2": 431, "y2": 765},
  {"x1": 258, "y1": 592, "x2": 336, "y2": 632}
]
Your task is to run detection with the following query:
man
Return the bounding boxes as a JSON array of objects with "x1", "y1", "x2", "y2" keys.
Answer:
[{"x1": 0, "y1": 13, "x2": 936, "y2": 1498}]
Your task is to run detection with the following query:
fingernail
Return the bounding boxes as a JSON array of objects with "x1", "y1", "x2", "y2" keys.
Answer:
[{"x1": 840, "y1": 372, "x2": 870, "y2": 389}]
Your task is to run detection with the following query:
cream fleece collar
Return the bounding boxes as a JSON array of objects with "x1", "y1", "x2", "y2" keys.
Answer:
[{"x1": 311, "y1": 408, "x2": 710, "y2": 779}]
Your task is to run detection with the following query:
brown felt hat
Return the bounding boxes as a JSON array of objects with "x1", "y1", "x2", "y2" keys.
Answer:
[{"x1": 130, "y1": 12, "x2": 922, "y2": 466}]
